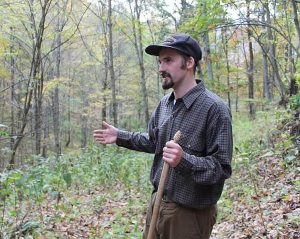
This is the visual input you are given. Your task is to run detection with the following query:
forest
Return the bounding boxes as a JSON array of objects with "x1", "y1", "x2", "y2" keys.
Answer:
[{"x1": 0, "y1": 0, "x2": 299, "y2": 238}]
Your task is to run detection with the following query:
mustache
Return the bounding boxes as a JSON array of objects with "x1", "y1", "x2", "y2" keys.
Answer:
[{"x1": 160, "y1": 72, "x2": 171, "y2": 78}]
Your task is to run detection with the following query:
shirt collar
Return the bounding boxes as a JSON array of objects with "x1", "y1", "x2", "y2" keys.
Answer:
[{"x1": 167, "y1": 80, "x2": 205, "y2": 109}]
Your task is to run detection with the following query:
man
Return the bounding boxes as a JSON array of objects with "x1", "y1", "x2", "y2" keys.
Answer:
[{"x1": 93, "y1": 33, "x2": 233, "y2": 239}]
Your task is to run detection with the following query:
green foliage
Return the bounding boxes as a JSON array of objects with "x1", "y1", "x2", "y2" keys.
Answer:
[
  {"x1": 232, "y1": 109, "x2": 279, "y2": 152},
  {"x1": 289, "y1": 93, "x2": 300, "y2": 110},
  {"x1": 0, "y1": 66, "x2": 9, "y2": 78},
  {"x1": 0, "y1": 130, "x2": 9, "y2": 137},
  {"x1": 295, "y1": 60, "x2": 300, "y2": 85},
  {"x1": 182, "y1": 0, "x2": 225, "y2": 29},
  {"x1": 0, "y1": 124, "x2": 9, "y2": 137},
  {"x1": 0, "y1": 146, "x2": 152, "y2": 237},
  {"x1": 1, "y1": 107, "x2": 299, "y2": 237}
]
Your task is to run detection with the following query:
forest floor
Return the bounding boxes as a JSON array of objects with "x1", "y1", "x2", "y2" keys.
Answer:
[
  {"x1": 26, "y1": 144, "x2": 299, "y2": 239},
  {"x1": 2, "y1": 111, "x2": 300, "y2": 238},
  {"x1": 48, "y1": 118, "x2": 300, "y2": 239},
  {"x1": 211, "y1": 149, "x2": 300, "y2": 239}
]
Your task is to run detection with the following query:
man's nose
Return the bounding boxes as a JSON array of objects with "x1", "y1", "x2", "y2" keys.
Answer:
[{"x1": 159, "y1": 62, "x2": 165, "y2": 72}]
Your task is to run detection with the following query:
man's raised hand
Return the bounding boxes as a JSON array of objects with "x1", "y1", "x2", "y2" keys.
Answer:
[{"x1": 93, "y1": 121, "x2": 118, "y2": 145}]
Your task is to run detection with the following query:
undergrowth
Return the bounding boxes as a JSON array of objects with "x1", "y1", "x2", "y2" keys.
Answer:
[
  {"x1": 0, "y1": 147, "x2": 152, "y2": 238},
  {"x1": 1, "y1": 107, "x2": 298, "y2": 238},
  {"x1": 213, "y1": 108, "x2": 300, "y2": 238}
]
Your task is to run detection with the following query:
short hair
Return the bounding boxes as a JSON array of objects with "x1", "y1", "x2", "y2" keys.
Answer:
[{"x1": 180, "y1": 53, "x2": 197, "y2": 74}]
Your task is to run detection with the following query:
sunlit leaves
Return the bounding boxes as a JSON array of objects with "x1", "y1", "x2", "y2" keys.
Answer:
[
  {"x1": 180, "y1": 0, "x2": 226, "y2": 33},
  {"x1": 43, "y1": 77, "x2": 71, "y2": 94}
]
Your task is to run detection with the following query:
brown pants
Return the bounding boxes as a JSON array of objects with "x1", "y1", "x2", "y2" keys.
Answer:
[{"x1": 143, "y1": 193, "x2": 217, "y2": 239}]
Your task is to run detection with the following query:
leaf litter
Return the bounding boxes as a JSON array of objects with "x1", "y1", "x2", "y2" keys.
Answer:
[
  {"x1": 25, "y1": 149, "x2": 298, "y2": 238},
  {"x1": 211, "y1": 150, "x2": 300, "y2": 239}
]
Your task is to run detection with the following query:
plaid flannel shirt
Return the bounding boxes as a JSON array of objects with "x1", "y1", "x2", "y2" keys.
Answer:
[{"x1": 116, "y1": 80, "x2": 233, "y2": 209}]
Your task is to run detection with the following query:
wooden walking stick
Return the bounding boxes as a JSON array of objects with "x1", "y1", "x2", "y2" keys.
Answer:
[{"x1": 147, "y1": 130, "x2": 182, "y2": 239}]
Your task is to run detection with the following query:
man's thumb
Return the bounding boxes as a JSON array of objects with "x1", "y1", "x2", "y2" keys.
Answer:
[{"x1": 102, "y1": 121, "x2": 110, "y2": 128}]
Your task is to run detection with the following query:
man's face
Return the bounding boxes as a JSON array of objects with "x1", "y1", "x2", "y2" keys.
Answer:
[{"x1": 158, "y1": 48, "x2": 187, "y2": 90}]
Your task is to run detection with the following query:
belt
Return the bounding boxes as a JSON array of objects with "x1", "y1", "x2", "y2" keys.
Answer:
[
  {"x1": 161, "y1": 194, "x2": 216, "y2": 211},
  {"x1": 152, "y1": 189, "x2": 173, "y2": 203},
  {"x1": 162, "y1": 194, "x2": 173, "y2": 203}
]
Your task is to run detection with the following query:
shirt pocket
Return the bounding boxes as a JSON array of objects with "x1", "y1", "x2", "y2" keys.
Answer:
[{"x1": 178, "y1": 131, "x2": 206, "y2": 157}]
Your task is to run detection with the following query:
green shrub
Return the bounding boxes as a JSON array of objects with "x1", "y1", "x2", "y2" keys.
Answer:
[{"x1": 290, "y1": 93, "x2": 300, "y2": 110}]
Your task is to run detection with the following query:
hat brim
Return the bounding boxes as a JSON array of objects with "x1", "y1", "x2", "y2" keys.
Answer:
[{"x1": 145, "y1": 44, "x2": 188, "y2": 57}]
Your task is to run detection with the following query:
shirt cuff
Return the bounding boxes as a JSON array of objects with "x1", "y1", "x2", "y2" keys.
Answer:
[
  {"x1": 174, "y1": 151, "x2": 193, "y2": 175},
  {"x1": 116, "y1": 130, "x2": 131, "y2": 146}
]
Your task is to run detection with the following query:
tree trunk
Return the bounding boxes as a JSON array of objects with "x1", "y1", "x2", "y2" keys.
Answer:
[
  {"x1": 222, "y1": 29, "x2": 231, "y2": 110},
  {"x1": 264, "y1": 1, "x2": 286, "y2": 102},
  {"x1": 262, "y1": 49, "x2": 271, "y2": 100},
  {"x1": 289, "y1": 0, "x2": 299, "y2": 95},
  {"x1": 201, "y1": 1, "x2": 213, "y2": 82},
  {"x1": 42, "y1": 104, "x2": 50, "y2": 157},
  {"x1": 147, "y1": 20, "x2": 161, "y2": 100},
  {"x1": 99, "y1": 8, "x2": 109, "y2": 123},
  {"x1": 288, "y1": 46, "x2": 298, "y2": 96},
  {"x1": 52, "y1": 86, "x2": 61, "y2": 157},
  {"x1": 203, "y1": 32, "x2": 214, "y2": 81},
  {"x1": 65, "y1": 74, "x2": 72, "y2": 147},
  {"x1": 102, "y1": 55, "x2": 108, "y2": 122},
  {"x1": 108, "y1": 0, "x2": 117, "y2": 126},
  {"x1": 34, "y1": 76, "x2": 43, "y2": 156},
  {"x1": 247, "y1": 40, "x2": 255, "y2": 119},
  {"x1": 136, "y1": 1, "x2": 149, "y2": 126},
  {"x1": 0, "y1": 80, "x2": 5, "y2": 124},
  {"x1": 235, "y1": 72, "x2": 240, "y2": 113},
  {"x1": 291, "y1": 0, "x2": 300, "y2": 49},
  {"x1": 197, "y1": 60, "x2": 204, "y2": 81},
  {"x1": 10, "y1": 27, "x2": 16, "y2": 152},
  {"x1": 52, "y1": 9, "x2": 62, "y2": 158},
  {"x1": 247, "y1": 0, "x2": 255, "y2": 119},
  {"x1": 80, "y1": 98, "x2": 88, "y2": 148},
  {"x1": 130, "y1": 0, "x2": 149, "y2": 127},
  {"x1": 261, "y1": 7, "x2": 272, "y2": 100}
]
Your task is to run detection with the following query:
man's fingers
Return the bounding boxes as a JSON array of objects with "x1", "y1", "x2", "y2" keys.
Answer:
[
  {"x1": 165, "y1": 140, "x2": 180, "y2": 148},
  {"x1": 163, "y1": 152, "x2": 173, "y2": 159},
  {"x1": 93, "y1": 129, "x2": 103, "y2": 134},
  {"x1": 94, "y1": 136, "x2": 107, "y2": 144},
  {"x1": 163, "y1": 145, "x2": 180, "y2": 154},
  {"x1": 93, "y1": 130, "x2": 104, "y2": 137}
]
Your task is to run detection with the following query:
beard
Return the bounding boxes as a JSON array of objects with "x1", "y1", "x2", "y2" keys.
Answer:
[{"x1": 161, "y1": 72, "x2": 174, "y2": 90}]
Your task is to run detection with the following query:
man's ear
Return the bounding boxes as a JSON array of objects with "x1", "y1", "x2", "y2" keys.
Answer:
[{"x1": 187, "y1": 57, "x2": 195, "y2": 70}]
